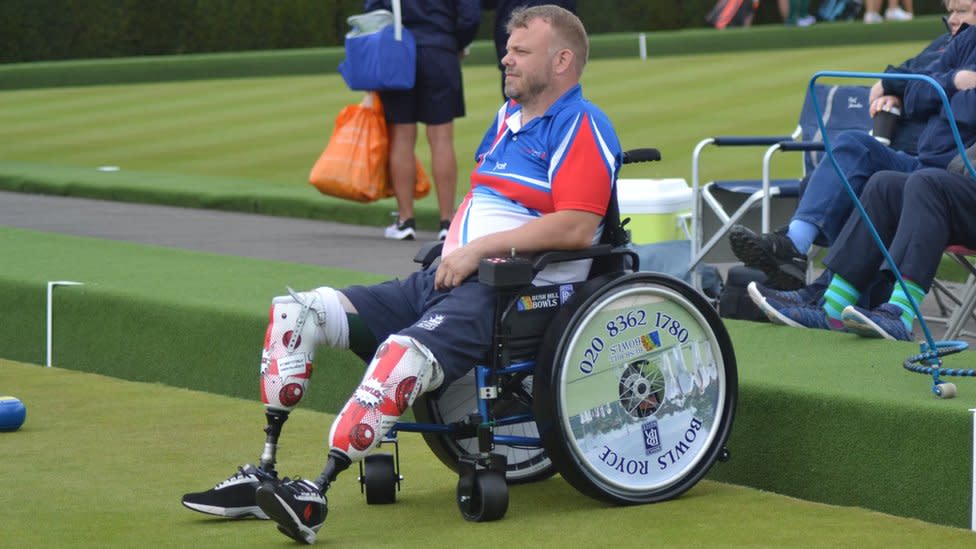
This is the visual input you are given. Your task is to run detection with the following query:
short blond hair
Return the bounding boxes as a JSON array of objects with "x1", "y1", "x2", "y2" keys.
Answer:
[{"x1": 506, "y1": 5, "x2": 588, "y2": 75}]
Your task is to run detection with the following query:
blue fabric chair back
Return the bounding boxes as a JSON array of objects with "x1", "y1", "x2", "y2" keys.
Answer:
[{"x1": 798, "y1": 84, "x2": 872, "y2": 174}]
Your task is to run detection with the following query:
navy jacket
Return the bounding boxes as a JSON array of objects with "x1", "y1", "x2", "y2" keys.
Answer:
[
  {"x1": 364, "y1": 0, "x2": 480, "y2": 52},
  {"x1": 900, "y1": 24, "x2": 976, "y2": 168},
  {"x1": 883, "y1": 19, "x2": 960, "y2": 155}
]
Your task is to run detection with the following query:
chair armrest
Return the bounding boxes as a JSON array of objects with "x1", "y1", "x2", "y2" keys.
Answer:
[
  {"x1": 413, "y1": 241, "x2": 443, "y2": 268},
  {"x1": 711, "y1": 136, "x2": 796, "y2": 147},
  {"x1": 777, "y1": 141, "x2": 825, "y2": 152}
]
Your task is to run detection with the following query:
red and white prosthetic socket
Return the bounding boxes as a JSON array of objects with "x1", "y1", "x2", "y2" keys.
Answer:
[
  {"x1": 260, "y1": 287, "x2": 349, "y2": 411},
  {"x1": 329, "y1": 335, "x2": 444, "y2": 462}
]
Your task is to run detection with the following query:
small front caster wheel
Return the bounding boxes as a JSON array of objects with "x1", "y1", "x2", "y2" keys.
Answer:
[
  {"x1": 362, "y1": 453, "x2": 397, "y2": 504},
  {"x1": 457, "y1": 470, "x2": 508, "y2": 522}
]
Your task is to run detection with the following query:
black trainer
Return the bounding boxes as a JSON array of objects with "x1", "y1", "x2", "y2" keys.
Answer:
[
  {"x1": 255, "y1": 478, "x2": 328, "y2": 544},
  {"x1": 181, "y1": 464, "x2": 276, "y2": 519},
  {"x1": 384, "y1": 217, "x2": 416, "y2": 241},
  {"x1": 438, "y1": 219, "x2": 451, "y2": 241},
  {"x1": 729, "y1": 225, "x2": 808, "y2": 290}
]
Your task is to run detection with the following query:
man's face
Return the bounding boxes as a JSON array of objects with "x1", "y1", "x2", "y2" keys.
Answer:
[
  {"x1": 502, "y1": 19, "x2": 556, "y2": 103},
  {"x1": 947, "y1": 0, "x2": 976, "y2": 35}
]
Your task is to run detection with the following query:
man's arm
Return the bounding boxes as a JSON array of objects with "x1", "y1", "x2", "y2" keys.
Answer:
[{"x1": 434, "y1": 209, "x2": 601, "y2": 290}]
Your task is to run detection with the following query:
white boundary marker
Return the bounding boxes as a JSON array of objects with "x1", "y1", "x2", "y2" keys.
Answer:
[
  {"x1": 46, "y1": 281, "x2": 84, "y2": 368},
  {"x1": 638, "y1": 33, "x2": 647, "y2": 60}
]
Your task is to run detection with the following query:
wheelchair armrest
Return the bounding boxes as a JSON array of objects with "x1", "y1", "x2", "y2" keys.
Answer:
[
  {"x1": 622, "y1": 148, "x2": 661, "y2": 164},
  {"x1": 531, "y1": 244, "x2": 616, "y2": 271},
  {"x1": 711, "y1": 136, "x2": 796, "y2": 147},
  {"x1": 413, "y1": 241, "x2": 443, "y2": 268},
  {"x1": 478, "y1": 244, "x2": 638, "y2": 289}
]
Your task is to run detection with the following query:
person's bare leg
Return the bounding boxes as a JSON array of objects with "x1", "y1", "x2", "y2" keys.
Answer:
[
  {"x1": 426, "y1": 122, "x2": 457, "y2": 223},
  {"x1": 389, "y1": 123, "x2": 419, "y2": 222}
]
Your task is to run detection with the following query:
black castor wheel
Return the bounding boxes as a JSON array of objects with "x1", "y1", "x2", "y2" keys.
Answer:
[
  {"x1": 361, "y1": 453, "x2": 398, "y2": 504},
  {"x1": 456, "y1": 470, "x2": 508, "y2": 522}
]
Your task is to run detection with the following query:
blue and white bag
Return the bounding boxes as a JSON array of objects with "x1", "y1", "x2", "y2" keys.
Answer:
[{"x1": 338, "y1": 0, "x2": 416, "y2": 91}]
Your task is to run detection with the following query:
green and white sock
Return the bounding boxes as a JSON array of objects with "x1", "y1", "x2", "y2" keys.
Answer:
[
  {"x1": 888, "y1": 279, "x2": 925, "y2": 333},
  {"x1": 823, "y1": 274, "x2": 860, "y2": 322}
]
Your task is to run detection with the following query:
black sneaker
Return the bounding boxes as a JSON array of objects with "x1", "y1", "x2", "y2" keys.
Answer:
[
  {"x1": 729, "y1": 225, "x2": 808, "y2": 290},
  {"x1": 384, "y1": 217, "x2": 416, "y2": 241},
  {"x1": 181, "y1": 464, "x2": 276, "y2": 519},
  {"x1": 438, "y1": 219, "x2": 451, "y2": 241},
  {"x1": 255, "y1": 478, "x2": 328, "y2": 544}
]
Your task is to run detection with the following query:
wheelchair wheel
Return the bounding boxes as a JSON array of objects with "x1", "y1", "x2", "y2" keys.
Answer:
[
  {"x1": 533, "y1": 272, "x2": 737, "y2": 504},
  {"x1": 361, "y1": 453, "x2": 397, "y2": 504},
  {"x1": 413, "y1": 371, "x2": 555, "y2": 484},
  {"x1": 457, "y1": 470, "x2": 509, "y2": 522}
]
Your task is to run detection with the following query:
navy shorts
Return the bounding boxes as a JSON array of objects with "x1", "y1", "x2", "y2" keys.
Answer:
[
  {"x1": 340, "y1": 268, "x2": 494, "y2": 387},
  {"x1": 379, "y1": 46, "x2": 465, "y2": 125}
]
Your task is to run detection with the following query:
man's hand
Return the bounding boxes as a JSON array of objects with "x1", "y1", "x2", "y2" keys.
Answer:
[
  {"x1": 435, "y1": 243, "x2": 483, "y2": 290},
  {"x1": 954, "y1": 69, "x2": 976, "y2": 91},
  {"x1": 869, "y1": 81, "x2": 884, "y2": 104},
  {"x1": 870, "y1": 94, "x2": 902, "y2": 117},
  {"x1": 433, "y1": 209, "x2": 603, "y2": 291}
]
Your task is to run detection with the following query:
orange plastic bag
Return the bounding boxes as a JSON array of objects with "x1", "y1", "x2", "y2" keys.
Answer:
[{"x1": 309, "y1": 93, "x2": 430, "y2": 203}]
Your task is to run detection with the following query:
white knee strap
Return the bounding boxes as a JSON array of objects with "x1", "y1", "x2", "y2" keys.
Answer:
[{"x1": 307, "y1": 286, "x2": 349, "y2": 349}]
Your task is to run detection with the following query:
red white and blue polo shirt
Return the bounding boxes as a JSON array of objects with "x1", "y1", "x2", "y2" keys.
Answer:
[{"x1": 442, "y1": 85, "x2": 622, "y2": 283}]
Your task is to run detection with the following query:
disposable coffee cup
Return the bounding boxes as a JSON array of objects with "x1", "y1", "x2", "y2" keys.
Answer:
[{"x1": 871, "y1": 106, "x2": 901, "y2": 146}]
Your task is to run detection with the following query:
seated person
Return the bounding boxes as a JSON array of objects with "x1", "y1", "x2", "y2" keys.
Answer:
[
  {"x1": 180, "y1": 6, "x2": 622, "y2": 544},
  {"x1": 730, "y1": 1, "x2": 976, "y2": 290},
  {"x1": 747, "y1": 165, "x2": 976, "y2": 341},
  {"x1": 874, "y1": 0, "x2": 975, "y2": 155}
]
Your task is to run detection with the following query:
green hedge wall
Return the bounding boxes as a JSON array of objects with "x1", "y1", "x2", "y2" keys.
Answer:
[{"x1": 0, "y1": 0, "x2": 949, "y2": 63}]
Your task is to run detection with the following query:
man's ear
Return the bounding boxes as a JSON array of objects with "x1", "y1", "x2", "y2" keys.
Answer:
[{"x1": 553, "y1": 48, "x2": 574, "y2": 75}]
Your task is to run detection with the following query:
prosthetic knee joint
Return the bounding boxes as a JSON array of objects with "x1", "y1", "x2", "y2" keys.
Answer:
[
  {"x1": 258, "y1": 286, "x2": 349, "y2": 470},
  {"x1": 329, "y1": 335, "x2": 444, "y2": 463}
]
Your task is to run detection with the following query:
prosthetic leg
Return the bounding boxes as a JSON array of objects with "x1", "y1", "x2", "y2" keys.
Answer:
[
  {"x1": 254, "y1": 334, "x2": 444, "y2": 543},
  {"x1": 316, "y1": 335, "x2": 444, "y2": 490},
  {"x1": 258, "y1": 287, "x2": 350, "y2": 473}
]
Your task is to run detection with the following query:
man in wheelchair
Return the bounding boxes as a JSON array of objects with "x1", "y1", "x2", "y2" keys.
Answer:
[{"x1": 181, "y1": 6, "x2": 622, "y2": 544}]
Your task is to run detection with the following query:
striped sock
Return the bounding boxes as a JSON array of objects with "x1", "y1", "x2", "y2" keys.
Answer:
[
  {"x1": 823, "y1": 274, "x2": 860, "y2": 322},
  {"x1": 888, "y1": 279, "x2": 925, "y2": 332}
]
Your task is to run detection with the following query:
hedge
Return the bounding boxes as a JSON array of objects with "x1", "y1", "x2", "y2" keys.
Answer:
[{"x1": 0, "y1": 0, "x2": 950, "y2": 63}]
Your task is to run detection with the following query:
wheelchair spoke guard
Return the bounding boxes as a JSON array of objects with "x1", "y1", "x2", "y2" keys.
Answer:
[{"x1": 534, "y1": 272, "x2": 737, "y2": 504}]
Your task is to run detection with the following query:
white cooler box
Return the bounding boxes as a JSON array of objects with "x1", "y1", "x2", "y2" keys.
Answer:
[{"x1": 616, "y1": 178, "x2": 692, "y2": 244}]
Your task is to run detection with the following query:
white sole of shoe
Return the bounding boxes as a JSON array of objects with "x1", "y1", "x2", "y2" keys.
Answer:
[
  {"x1": 840, "y1": 306, "x2": 896, "y2": 341},
  {"x1": 256, "y1": 489, "x2": 319, "y2": 544},
  {"x1": 181, "y1": 501, "x2": 269, "y2": 520},
  {"x1": 748, "y1": 283, "x2": 807, "y2": 328}
]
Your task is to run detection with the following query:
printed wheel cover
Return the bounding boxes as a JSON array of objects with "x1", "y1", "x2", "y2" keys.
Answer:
[{"x1": 557, "y1": 285, "x2": 727, "y2": 494}]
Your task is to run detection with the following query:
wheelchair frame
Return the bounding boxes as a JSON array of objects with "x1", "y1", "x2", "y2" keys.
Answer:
[{"x1": 357, "y1": 149, "x2": 738, "y2": 522}]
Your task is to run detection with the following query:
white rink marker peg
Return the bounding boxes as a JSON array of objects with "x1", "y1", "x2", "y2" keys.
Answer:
[
  {"x1": 638, "y1": 33, "x2": 647, "y2": 60},
  {"x1": 46, "y1": 281, "x2": 84, "y2": 368}
]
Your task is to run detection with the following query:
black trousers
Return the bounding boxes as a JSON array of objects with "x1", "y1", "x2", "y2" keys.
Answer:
[{"x1": 823, "y1": 168, "x2": 976, "y2": 292}]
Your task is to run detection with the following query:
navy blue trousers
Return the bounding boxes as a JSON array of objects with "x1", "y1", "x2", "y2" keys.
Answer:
[{"x1": 823, "y1": 168, "x2": 976, "y2": 292}]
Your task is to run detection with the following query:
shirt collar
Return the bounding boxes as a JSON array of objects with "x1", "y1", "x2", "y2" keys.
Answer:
[{"x1": 504, "y1": 84, "x2": 584, "y2": 134}]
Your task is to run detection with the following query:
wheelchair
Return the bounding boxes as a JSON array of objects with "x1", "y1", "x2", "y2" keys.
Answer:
[{"x1": 356, "y1": 149, "x2": 738, "y2": 521}]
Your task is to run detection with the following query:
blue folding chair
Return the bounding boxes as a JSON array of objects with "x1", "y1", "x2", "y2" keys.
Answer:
[{"x1": 688, "y1": 84, "x2": 874, "y2": 287}]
